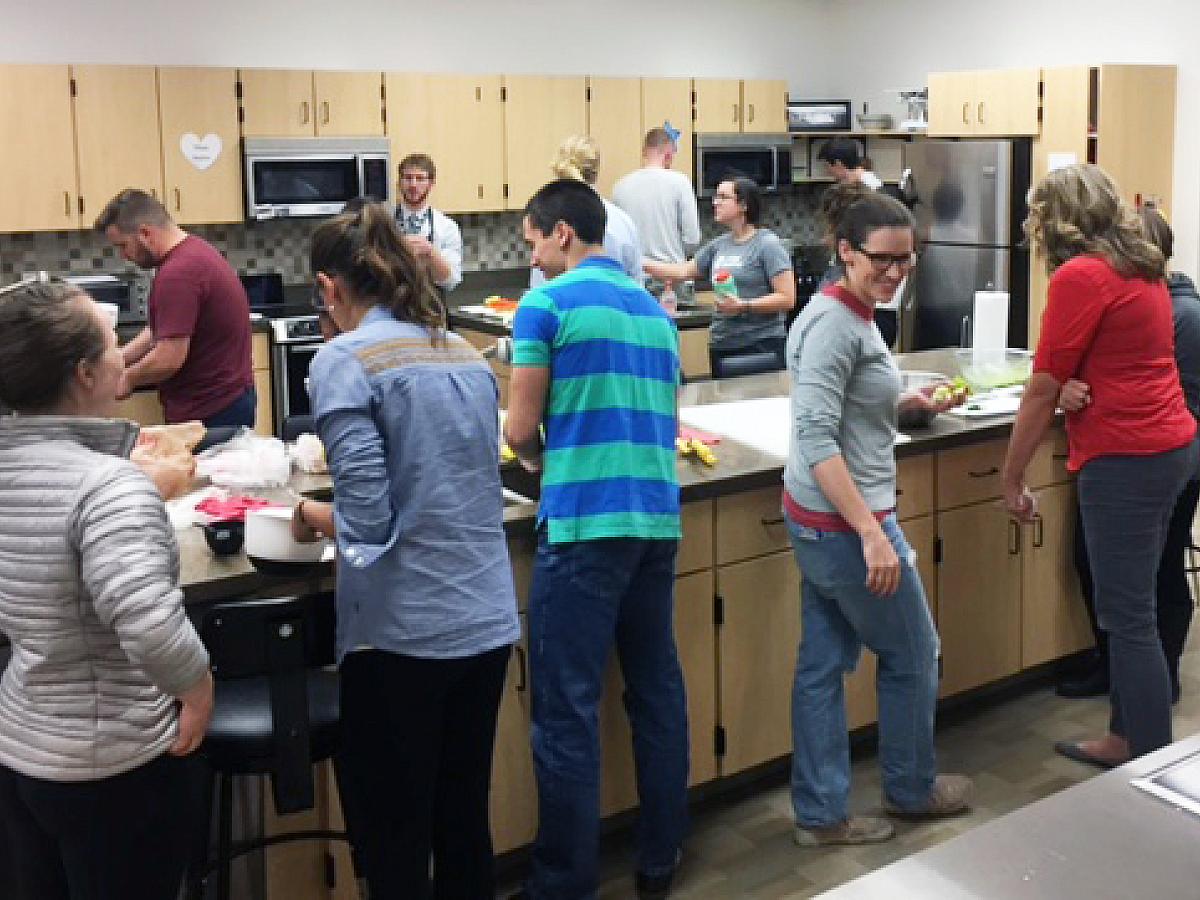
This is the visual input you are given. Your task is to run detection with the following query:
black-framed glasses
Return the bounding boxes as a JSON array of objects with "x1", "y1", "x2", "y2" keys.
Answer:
[{"x1": 855, "y1": 247, "x2": 918, "y2": 273}]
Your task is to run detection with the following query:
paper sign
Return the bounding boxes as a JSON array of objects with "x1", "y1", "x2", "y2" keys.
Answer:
[
  {"x1": 1047, "y1": 151, "x2": 1078, "y2": 172},
  {"x1": 180, "y1": 133, "x2": 222, "y2": 171}
]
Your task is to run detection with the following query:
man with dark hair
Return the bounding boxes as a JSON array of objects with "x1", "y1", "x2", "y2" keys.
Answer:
[
  {"x1": 96, "y1": 189, "x2": 255, "y2": 428},
  {"x1": 613, "y1": 125, "x2": 701, "y2": 296},
  {"x1": 505, "y1": 178, "x2": 689, "y2": 899},
  {"x1": 817, "y1": 138, "x2": 883, "y2": 190},
  {"x1": 394, "y1": 152, "x2": 463, "y2": 293}
]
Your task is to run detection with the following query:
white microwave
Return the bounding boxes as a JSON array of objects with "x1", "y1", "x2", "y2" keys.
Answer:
[
  {"x1": 695, "y1": 134, "x2": 793, "y2": 197},
  {"x1": 243, "y1": 137, "x2": 391, "y2": 220}
]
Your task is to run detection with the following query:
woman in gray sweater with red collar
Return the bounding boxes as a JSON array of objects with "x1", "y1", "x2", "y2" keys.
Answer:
[{"x1": 0, "y1": 278, "x2": 212, "y2": 900}]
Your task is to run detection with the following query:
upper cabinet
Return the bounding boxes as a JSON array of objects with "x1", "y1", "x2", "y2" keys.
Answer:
[
  {"x1": 72, "y1": 66, "x2": 163, "y2": 222},
  {"x1": 641, "y1": 78, "x2": 695, "y2": 189},
  {"x1": 587, "y1": 77, "x2": 645, "y2": 199},
  {"x1": 158, "y1": 67, "x2": 243, "y2": 225},
  {"x1": 0, "y1": 65, "x2": 78, "y2": 232},
  {"x1": 928, "y1": 68, "x2": 1041, "y2": 137},
  {"x1": 385, "y1": 73, "x2": 506, "y2": 213},
  {"x1": 240, "y1": 69, "x2": 384, "y2": 138},
  {"x1": 503, "y1": 76, "x2": 588, "y2": 211},
  {"x1": 694, "y1": 78, "x2": 788, "y2": 134}
]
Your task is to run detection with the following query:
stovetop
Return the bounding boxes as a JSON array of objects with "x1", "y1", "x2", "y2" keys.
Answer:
[{"x1": 270, "y1": 315, "x2": 322, "y2": 343}]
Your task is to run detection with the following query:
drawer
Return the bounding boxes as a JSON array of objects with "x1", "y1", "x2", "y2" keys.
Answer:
[
  {"x1": 251, "y1": 331, "x2": 270, "y2": 371},
  {"x1": 937, "y1": 437, "x2": 1053, "y2": 509},
  {"x1": 895, "y1": 454, "x2": 934, "y2": 520},
  {"x1": 1031, "y1": 427, "x2": 1071, "y2": 487},
  {"x1": 678, "y1": 499, "x2": 714, "y2": 575},
  {"x1": 716, "y1": 487, "x2": 790, "y2": 565}
]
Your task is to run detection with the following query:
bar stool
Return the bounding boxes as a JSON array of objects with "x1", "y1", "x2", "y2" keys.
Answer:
[{"x1": 187, "y1": 592, "x2": 349, "y2": 900}]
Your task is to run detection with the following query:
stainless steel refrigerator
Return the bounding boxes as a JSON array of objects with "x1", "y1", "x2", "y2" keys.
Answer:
[{"x1": 899, "y1": 139, "x2": 1031, "y2": 351}]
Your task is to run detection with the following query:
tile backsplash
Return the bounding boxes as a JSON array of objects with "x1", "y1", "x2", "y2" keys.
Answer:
[{"x1": 0, "y1": 188, "x2": 824, "y2": 285}]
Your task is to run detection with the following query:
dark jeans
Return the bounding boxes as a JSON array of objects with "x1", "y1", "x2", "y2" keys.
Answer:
[
  {"x1": 1077, "y1": 441, "x2": 1197, "y2": 756},
  {"x1": 709, "y1": 337, "x2": 786, "y2": 379},
  {"x1": 337, "y1": 645, "x2": 510, "y2": 900},
  {"x1": 1074, "y1": 478, "x2": 1200, "y2": 695},
  {"x1": 0, "y1": 753, "x2": 199, "y2": 900},
  {"x1": 200, "y1": 386, "x2": 257, "y2": 430},
  {"x1": 525, "y1": 534, "x2": 689, "y2": 899}
]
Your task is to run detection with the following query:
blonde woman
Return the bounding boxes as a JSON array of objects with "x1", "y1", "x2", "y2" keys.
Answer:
[
  {"x1": 529, "y1": 135, "x2": 642, "y2": 287},
  {"x1": 1002, "y1": 164, "x2": 1197, "y2": 767}
]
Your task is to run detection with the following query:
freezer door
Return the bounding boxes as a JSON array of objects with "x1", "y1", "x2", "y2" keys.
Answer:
[
  {"x1": 910, "y1": 244, "x2": 1010, "y2": 351},
  {"x1": 904, "y1": 140, "x2": 1013, "y2": 246}
]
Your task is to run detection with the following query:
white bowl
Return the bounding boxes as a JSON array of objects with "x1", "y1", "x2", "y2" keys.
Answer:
[{"x1": 244, "y1": 506, "x2": 328, "y2": 564}]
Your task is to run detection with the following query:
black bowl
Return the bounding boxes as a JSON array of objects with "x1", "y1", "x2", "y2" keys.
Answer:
[{"x1": 202, "y1": 520, "x2": 244, "y2": 556}]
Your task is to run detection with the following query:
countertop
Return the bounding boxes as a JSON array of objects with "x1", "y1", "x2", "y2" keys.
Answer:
[{"x1": 819, "y1": 732, "x2": 1200, "y2": 899}]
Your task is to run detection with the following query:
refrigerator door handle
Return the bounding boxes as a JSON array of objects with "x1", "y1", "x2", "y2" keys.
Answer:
[{"x1": 960, "y1": 315, "x2": 972, "y2": 349}]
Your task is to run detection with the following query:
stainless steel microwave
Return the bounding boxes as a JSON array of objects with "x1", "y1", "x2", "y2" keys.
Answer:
[
  {"x1": 243, "y1": 137, "x2": 391, "y2": 220},
  {"x1": 694, "y1": 134, "x2": 793, "y2": 197},
  {"x1": 65, "y1": 273, "x2": 149, "y2": 325}
]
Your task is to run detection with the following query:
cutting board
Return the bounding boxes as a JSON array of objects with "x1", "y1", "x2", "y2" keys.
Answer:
[
  {"x1": 457, "y1": 304, "x2": 515, "y2": 326},
  {"x1": 679, "y1": 397, "x2": 909, "y2": 461}
]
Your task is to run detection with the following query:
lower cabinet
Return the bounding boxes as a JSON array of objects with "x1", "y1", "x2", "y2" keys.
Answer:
[
  {"x1": 715, "y1": 549, "x2": 801, "y2": 775},
  {"x1": 1021, "y1": 482, "x2": 1092, "y2": 667},
  {"x1": 491, "y1": 614, "x2": 538, "y2": 854}
]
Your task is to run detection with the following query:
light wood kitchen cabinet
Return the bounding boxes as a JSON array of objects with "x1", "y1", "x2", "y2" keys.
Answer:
[
  {"x1": 678, "y1": 327, "x2": 711, "y2": 382},
  {"x1": 740, "y1": 79, "x2": 788, "y2": 134},
  {"x1": 491, "y1": 614, "x2": 537, "y2": 854},
  {"x1": 252, "y1": 331, "x2": 273, "y2": 436},
  {"x1": 158, "y1": 67, "x2": 243, "y2": 225},
  {"x1": 715, "y1": 486, "x2": 790, "y2": 565},
  {"x1": 641, "y1": 77, "x2": 694, "y2": 187},
  {"x1": 452, "y1": 326, "x2": 510, "y2": 408},
  {"x1": 1021, "y1": 482, "x2": 1091, "y2": 667},
  {"x1": 1030, "y1": 64, "x2": 1177, "y2": 347},
  {"x1": 587, "y1": 77, "x2": 645, "y2": 199},
  {"x1": 716, "y1": 549, "x2": 801, "y2": 775},
  {"x1": 693, "y1": 78, "x2": 743, "y2": 133},
  {"x1": 385, "y1": 73, "x2": 506, "y2": 214},
  {"x1": 928, "y1": 68, "x2": 1040, "y2": 137},
  {"x1": 115, "y1": 390, "x2": 165, "y2": 427},
  {"x1": 0, "y1": 65, "x2": 78, "y2": 232},
  {"x1": 503, "y1": 76, "x2": 588, "y2": 211},
  {"x1": 240, "y1": 69, "x2": 384, "y2": 138},
  {"x1": 72, "y1": 66, "x2": 163, "y2": 222}
]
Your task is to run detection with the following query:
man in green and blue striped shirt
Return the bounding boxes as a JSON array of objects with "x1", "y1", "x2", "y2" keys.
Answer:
[{"x1": 505, "y1": 179, "x2": 688, "y2": 899}]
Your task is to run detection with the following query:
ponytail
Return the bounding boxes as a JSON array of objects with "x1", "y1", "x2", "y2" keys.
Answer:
[{"x1": 309, "y1": 201, "x2": 446, "y2": 342}]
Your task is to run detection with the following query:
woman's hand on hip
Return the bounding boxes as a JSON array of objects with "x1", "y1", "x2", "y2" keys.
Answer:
[
  {"x1": 860, "y1": 527, "x2": 901, "y2": 597},
  {"x1": 170, "y1": 671, "x2": 214, "y2": 756}
]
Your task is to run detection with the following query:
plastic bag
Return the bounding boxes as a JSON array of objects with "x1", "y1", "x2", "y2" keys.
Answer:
[
  {"x1": 289, "y1": 432, "x2": 328, "y2": 475},
  {"x1": 195, "y1": 429, "x2": 291, "y2": 489}
]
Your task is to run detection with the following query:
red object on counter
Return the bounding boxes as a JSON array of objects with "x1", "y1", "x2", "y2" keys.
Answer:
[
  {"x1": 195, "y1": 495, "x2": 283, "y2": 522},
  {"x1": 678, "y1": 426, "x2": 720, "y2": 445}
]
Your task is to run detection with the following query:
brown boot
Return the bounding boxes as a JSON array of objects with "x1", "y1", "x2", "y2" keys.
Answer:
[
  {"x1": 794, "y1": 816, "x2": 895, "y2": 847},
  {"x1": 885, "y1": 774, "x2": 973, "y2": 820}
]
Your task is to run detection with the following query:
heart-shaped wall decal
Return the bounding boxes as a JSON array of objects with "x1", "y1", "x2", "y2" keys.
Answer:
[{"x1": 179, "y1": 133, "x2": 223, "y2": 171}]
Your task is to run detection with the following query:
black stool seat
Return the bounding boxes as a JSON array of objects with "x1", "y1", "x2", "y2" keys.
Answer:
[
  {"x1": 714, "y1": 351, "x2": 783, "y2": 379},
  {"x1": 203, "y1": 670, "x2": 340, "y2": 773}
]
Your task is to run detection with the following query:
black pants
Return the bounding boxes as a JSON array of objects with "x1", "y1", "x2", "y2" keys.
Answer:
[
  {"x1": 0, "y1": 753, "x2": 198, "y2": 900},
  {"x1": 200, "y1": 386, "x2": 257, "y2": 429},
  {"x1": 338, "y1": 645, "x2": 511, "y2": 900},
  {"x1": 1075, "y1": 478, "x2": 1200, "y2": 695}
]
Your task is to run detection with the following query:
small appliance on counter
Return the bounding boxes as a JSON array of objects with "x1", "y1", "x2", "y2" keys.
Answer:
[
  {"x1": 239, "y1": 272, "x2": 285, "y2": 313},
  {"x1": 64, "y1": 273, "x2": 149, "y2": 325},
  {"x1": 787, "y1": 99, "x2": 852, "y2": 132}
]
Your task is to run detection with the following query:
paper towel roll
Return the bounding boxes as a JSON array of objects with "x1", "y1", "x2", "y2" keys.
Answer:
[{"x1": 972, "y1": 290, "x2": 1009, "y2": 352}]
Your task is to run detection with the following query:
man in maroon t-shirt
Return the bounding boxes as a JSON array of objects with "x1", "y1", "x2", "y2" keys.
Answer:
[{"x1": 95, "y1": 189, "x2": 254, "y2": 427}]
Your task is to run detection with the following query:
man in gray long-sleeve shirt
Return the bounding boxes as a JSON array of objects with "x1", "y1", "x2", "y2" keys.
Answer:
[{"x1": 613, "y1": 127, "x2": 702, "y2": 271}]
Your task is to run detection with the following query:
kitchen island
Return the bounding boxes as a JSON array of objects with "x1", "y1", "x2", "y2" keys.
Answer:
[{"x1": 171, "y1": 350, "x2": 1090, "y2": 897}]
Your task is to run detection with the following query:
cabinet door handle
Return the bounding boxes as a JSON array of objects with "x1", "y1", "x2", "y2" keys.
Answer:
[
  {"x1": 301, "y1": 100, "x2": 310, "y2": 124},
  {"x1": 748, "y1": 103, "x2": 755, "y2": 123},
  {"x1": 477, "y1": 184, "x2": 484, "y2": 199},
  {"x1": 1052, "y1": 453, "x2": 1069, "y2": 461},
  {"x1": 1008, "y1": 519, "x2": 1020, "y2": 555},
  {"x1": 962, "y1": 101, "x2": 970, "y2": 125},
  {"x1": 967, "y1": 466, "x2": 999, "y2": 478},
  {"x1": 977, "y1": 102, "x2": 986, "y2": 124},
  {"x1": 732, "y1": 103, "x2": 738, "y2": 123},
  {"x1": 515, "y1": 645, "x2": 528, "y2": 692},
  {"x1": 63, "y1": 191, "x2": 71, "y2": 216},
  {"x1": 321, "y1": 101, "x2": 330, "y2": 125},
  {"x1": 1032, "y1": 513, "x2": 1044, "y2": 548},
  {"x1": 760, "y1": 515, "x2": 785, "y2": 527},
  {"x1": 174, "y1": 188, "x2": 181, "y2": 212}
]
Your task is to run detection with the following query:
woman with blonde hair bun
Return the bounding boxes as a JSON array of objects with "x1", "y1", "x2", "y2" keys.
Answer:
[
  {"x1": 529, "y1": 135, "x2": 642, "y2": 286},
  {"x1": 1002, "y1": 163, "x2": 1198, "y2": 768}
]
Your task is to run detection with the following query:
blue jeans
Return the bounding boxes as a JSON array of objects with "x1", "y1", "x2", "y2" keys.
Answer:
[
  {"x1": 1078, "y1": 440, "x2": 1198, "y2": 756},
  {"x1": 526, "y1": 533, "x2": 689, "y2": 900},
  {"x1": 787, "y1": 513, "x2": 940, "y2": 827},
  {"x1": 200, "y1": 386, "x2": 256, "y2": 429}
]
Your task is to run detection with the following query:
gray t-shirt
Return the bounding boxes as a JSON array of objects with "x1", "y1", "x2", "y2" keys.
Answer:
[
  {"x1": 612, "y1": 166, "x2": 701, "y2": 264},
  {"x1": 694, "y1": 228, "x2": 793, "y2": 350}
]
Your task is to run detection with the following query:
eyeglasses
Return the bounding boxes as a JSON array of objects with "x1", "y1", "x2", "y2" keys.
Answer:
[
  {"x1": 855, "y1": 247, "x2": 918, "y2": 273},
  {"x1": 712, "y1": 193, "x2": 737, "y2": 202},
  {"x1": 400, "y1": 172, "x2": 432, "y2": 182}
]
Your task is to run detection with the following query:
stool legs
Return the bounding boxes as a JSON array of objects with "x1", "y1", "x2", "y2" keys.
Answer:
[{"x1": 216, "y1": 773, "x2": 234, "y2": 900}]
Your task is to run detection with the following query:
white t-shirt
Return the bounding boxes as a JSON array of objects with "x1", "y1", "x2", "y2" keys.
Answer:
[{"x1": 612, "y1": 166, "x2": 702, "y2": 264}]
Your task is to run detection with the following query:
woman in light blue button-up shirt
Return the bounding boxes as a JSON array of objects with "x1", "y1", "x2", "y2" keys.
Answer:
[{"x1": 291, "y1": 202, "x2": 519, "y2": 899}]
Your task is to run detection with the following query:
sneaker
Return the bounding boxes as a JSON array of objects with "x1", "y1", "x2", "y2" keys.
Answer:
[
  {"x1": 635, "y1": 850, "x2": 682, "y2": 899},
  {"x1": 885, "y1": 774, "x2": 973, "y2": 820},
  {"x1": 794, "y1": 816, "x2": 895, "y2": 847}
]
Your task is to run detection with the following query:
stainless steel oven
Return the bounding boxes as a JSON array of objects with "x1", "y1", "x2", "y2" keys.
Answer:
[{"x1": 270, "y1": 315, "x2": 324, "y2": 436}]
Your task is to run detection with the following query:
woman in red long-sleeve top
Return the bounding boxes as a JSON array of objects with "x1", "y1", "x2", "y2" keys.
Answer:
[{"x1": 1003, "y1": 164, "x2": 1197, "y2": 767}]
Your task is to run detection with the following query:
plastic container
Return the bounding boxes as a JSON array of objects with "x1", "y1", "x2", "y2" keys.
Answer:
[
  {"x1": 897, "y1": 371, "x2": 950, "y2": 429},
  {"x1": 954, "y1": 349, "x2": 1033, "y2": 393},
  {"x1": 712, "y1": 269, "x2": 739, "y2": 304}
]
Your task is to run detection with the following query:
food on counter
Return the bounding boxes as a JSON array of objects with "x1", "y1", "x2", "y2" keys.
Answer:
[
  {"x1": 483, "y1": 295, "x2": 519, "y2": 312},
  {"x1": 130, "y1": 422, "x2": 203, "y2": 500},
  {"x1": 676, "y1": 436, "x2": 717, "y2": 467},
  {"x1": 500, "y1": 443, "x2": 517, "y2": 463},
  {"x1": 930, "y1": 377, "x2": 970, "y2": 406}
]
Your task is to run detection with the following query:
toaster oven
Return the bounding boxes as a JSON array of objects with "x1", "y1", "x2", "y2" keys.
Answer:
[{"x1": 65, "y1": 274, "x2": 150, "y2": 325}]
